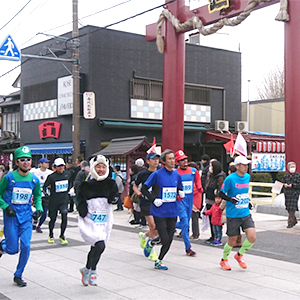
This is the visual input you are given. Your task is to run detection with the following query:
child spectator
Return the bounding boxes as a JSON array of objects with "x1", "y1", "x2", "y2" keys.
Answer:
[{"x1": 203, "y1": 191, "x2": 224, "y2": 246}]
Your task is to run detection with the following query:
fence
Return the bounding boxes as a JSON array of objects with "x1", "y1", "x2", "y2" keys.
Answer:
[{"x1": 249, "y1": 182, "x2": 277, "y2": 205}]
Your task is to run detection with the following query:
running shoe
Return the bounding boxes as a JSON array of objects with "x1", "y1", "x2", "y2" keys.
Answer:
[
  {"x1": 139, "y1": 232, "x2": 147, "y2": 248},
  {"x1": 59, "y1": 236, "x2": 68, "y2": 245},
  {"x1": 14, "y1": 276, "x2": 27, "y2": 287},
  {"x1": 211, "y1": 240, "x2": 222, "y2": 246},
  {"x1": 220, "y1": 258, "x2": 231, "y2": 271},
  {"x1": 144, "y1": 238, "x2": 153, "y2": 257},
  {"x1": 154, "y1": 260, "x2": 168, "y2": 270},
  {"x1": 190, "y1": 235, "x2": 199, "y2": 241},
  {"x1": 205, "y1": 237, "x2": 214, "y2": 244},
  {"x1": 79, "y1": 267, "x2": 89, "y2": 286},
  {"x1": 36, "y1": 227, "x2": 43, "y2": 233},
  {"x1": 89, "y1": 270, "x2": 97, "y2": 286},
  {"x1": 234, "y1": 252, "x2": 247, "y2": 269},
  {"x1": 149, "y1": 251, "x2": 158, "y2": 261},
  {"x1": 48, "y1": 236, "x2": 54, "y2": 243},
  {"x1": 186, "y1": 248, "x2": 197, "y2": 257}
]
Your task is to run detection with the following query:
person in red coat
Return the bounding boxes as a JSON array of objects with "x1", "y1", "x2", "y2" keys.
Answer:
[{"x1": 203, "y1": 191, "x2": 223, "y2": 246}]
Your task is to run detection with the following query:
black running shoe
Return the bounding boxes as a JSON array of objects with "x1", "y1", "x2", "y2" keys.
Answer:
[{"x1": 14, "y1": 276, "x2": 27, "y2": 287}]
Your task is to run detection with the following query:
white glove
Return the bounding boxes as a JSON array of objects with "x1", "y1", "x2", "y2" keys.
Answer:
[
  {"x1": 68, "y1": 187, "x2": 76, "y2": 197},
  {"x1": 178, "y1": 190, "x2": 185, "y2": 199},
  {"x1": 153, "y1": 199, "x2": 163, "y2": 207}
]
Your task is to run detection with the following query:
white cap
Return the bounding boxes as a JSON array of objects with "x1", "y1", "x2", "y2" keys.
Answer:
[
  {"x1": 234, "y1": 155, "x2": 251, "y2": 165},
  {"x1": 135, "y1": 158, "x2": 144, "y2": 167},
  {"x1": 54, "y1": 158, "x2": 65, "y2": 166}
]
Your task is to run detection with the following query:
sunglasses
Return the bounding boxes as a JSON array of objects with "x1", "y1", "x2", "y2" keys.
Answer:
[
  {"x1": 18, "y1": 158, "x2": 31, "y2": 162},
  {"x1": 56, "y1": 165, "x2": 65, "y2": 167}
]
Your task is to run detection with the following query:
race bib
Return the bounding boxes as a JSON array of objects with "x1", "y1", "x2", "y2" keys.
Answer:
[
  {"x1": 182, "y1": 180, "x2": 193, "y2": 194},
  {"x1": 235, "y1": 193, "x2": 249, "y2": 209},
  {"x1": 90, "y1": 210, "x2": 108, "y2": 224},
  {"x1": 162, "y1": 187, "x2": 176, "y2": 202},
  {"x1": 12, "y1": 187, "x2": 32, "y2": 204},
  {"x1": 55, "y1": 180, "x2": 68, "y2": 193}
]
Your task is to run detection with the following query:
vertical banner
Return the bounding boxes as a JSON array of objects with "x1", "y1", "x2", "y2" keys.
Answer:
[{"x1": 83, "y1": 92, "x2": 96, "y2": 119}]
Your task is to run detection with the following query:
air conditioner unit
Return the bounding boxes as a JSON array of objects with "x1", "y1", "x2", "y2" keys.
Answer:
[
  {"x1": 235, "y1": 121, "x2": 248, "y2": 133},
  {"x1": 215, "y1": 120, "x2": 229, "y2": 132}
]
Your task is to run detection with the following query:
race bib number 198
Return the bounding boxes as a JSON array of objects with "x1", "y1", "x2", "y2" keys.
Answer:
[{"x1": 12, "y1": 187, "x2": 32, "y2": 204}]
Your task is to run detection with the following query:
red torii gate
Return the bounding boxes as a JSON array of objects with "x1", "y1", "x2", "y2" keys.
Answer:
[{"x1": 146, "y1": 0, "x2": 299, "y2": 168}]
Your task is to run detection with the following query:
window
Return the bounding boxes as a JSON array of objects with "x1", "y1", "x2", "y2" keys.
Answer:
[
  {"x1": 2, "y1": 108, "x2": 20, "y2": 138},
  {"x1": 131, "y1": 78, "x2": 210, "y2": 105}
]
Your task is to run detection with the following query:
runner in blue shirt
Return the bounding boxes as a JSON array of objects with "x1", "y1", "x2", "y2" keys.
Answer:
[
  {"x1": 219, "y1": 155, "x2": 256, "y2": 271},
  {"x1": 141, "y1": 149, "x2": 184, "y2": 270}
]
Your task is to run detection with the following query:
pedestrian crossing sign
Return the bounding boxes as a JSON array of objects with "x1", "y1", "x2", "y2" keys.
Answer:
[{"x1": 0, "y1": 34, "x2": 21, "y2": 61}]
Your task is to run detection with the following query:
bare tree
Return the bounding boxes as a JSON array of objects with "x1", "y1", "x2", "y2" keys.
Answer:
[{"x1": 256, "y1": 64, "x2": 284, "y2": 100}]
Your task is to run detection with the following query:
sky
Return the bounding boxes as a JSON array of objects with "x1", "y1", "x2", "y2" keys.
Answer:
[{"x1": 0, "y1": 0, "x2": 284, "y2": 102}]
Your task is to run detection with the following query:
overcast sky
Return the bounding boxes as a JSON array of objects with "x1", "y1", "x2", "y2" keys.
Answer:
[{"x1": 0, "y1": 0, "x2": 284, "y2": 102}]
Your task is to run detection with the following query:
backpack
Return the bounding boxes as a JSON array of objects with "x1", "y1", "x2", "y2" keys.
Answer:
[{"x1": 117, "y1": 174, "x2": 125, "y2": 187}]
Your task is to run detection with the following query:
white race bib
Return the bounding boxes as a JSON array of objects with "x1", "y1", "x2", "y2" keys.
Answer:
[
  {"x1": 55, "y1": 180, "x2": 68, "y2": 193},
  {"x1": 90, "y1": 210, "x2": 108, "y2": 224},
  {"x1": 162, "y1": 187, "x2": 177, "y2": 202},
  {"x1": 182, "y1": 180, "x2": 193, "y2": 194},
  {"x1": 235, "y1": 193, "x2": 249, "y2": 209},
  {"x1": 11, "y1": 187, "x2": 32, "y2": 204}
]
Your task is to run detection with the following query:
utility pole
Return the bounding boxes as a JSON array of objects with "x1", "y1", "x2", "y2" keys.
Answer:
[{"x1": 72, "y1": 0, "x2": 80, "y2": 162}]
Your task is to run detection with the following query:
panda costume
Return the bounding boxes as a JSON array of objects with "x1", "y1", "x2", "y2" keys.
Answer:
[{"x1": 77, "y1": 155, "x2": 118, "y2": 286}]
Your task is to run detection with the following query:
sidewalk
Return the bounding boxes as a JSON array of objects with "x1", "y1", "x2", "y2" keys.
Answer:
[{"x1": 1, "y1": 208, "x2": 300, "y2": 300}]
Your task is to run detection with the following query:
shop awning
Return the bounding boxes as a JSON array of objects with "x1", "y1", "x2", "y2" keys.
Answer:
[
  {"x1": 25, "y1": 142, "x2": 73, "y2": 154},
  {"x1": 93, "y1": 136, "x2": 150, "y2": 156},
  {"x1": 99, "y1": 119, "x2": 207, "y2": 131}
]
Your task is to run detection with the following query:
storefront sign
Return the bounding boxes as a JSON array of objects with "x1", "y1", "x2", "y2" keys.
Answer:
[
  {"x1": 57, "y1": 75, "x2": 73, "y2": 115},
  {"x1": 251, "y1": 153, "x2": 285, "y2": 172},
  {"x1": 38, "y1": 121, "x2": 61, "y2": 139},
  {"x1": 83, "y1": 92, "x2": 96, "y2": 119}
]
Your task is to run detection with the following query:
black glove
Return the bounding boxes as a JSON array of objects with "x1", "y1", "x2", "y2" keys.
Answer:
[
  {"x1": 229, "y1": 197, "x2": 238, "y2": 205},
  {"x1": 32, "y1": 210, "x2": 43, "y2": 220},
  {"x1": 5, "y1": 206, "x2": 16, "y2": 217}
]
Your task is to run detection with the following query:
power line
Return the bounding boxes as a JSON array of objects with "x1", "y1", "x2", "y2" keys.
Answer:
[
  {"x1": 0, "y1": 0, "x2": 32, "y2": 31},
  {"x1": 42, "y1": 0, "x2": 132, "y2": 34},
  {"x1": 65, "y1": 0, "x2": 177, "y2": 44}
]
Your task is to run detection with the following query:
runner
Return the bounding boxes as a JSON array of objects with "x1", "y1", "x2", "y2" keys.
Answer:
[
  {"x1": 219, "y1": 155, "x2": 256, "y2": 271},
  {"x1": 31, "y1": 158, "x2": 53, "y2": 233},
  {"x1": 141, "y1": 149, "x2": 184, "y2": 270},
  {"x1": 175, "y1": 150, "x2": 203, "y2": 256},
  {"x1": 133, "y1": 152, "x2": 160, "y2": 261},
  {"x1": 77, "y1": 155, "x2": 118, "y2": 286},
  {"x1": 0, "y1": 146, "x2": 42, "y2": 287},
  {"x1": 43, "y1": 158, "x2": 72, "y2": 245}
]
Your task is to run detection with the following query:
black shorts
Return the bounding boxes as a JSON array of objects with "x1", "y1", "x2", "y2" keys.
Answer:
[
  {"x1": 226, "y1": 214, "x2": 255, "y2": 237},
  {"x1": 140, "y1": 198, "x2": 151, "y2": 217},
  {"x1": 48, "y1": 202, "x2": 68, "y2": 218}
]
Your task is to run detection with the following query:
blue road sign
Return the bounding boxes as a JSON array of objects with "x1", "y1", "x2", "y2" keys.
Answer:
[{"x1": 0, "y1": 34, "x2": 21, "y2": 61}]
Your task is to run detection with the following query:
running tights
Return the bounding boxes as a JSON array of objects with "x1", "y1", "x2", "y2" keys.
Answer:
[
  {"x1": 49, "y1": 213, "x2": 67, "y2": 238},
  {"x1": 86, "y1": 241, "x2": 105, "y2": 270},
  {"x1": 153, "y1": 216, "x2": 177, "y2": 261}
]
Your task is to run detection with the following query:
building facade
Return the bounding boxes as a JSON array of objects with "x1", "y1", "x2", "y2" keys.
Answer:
[{"x1": 20, "y1": 25, "x2": 241, "y2": 165}]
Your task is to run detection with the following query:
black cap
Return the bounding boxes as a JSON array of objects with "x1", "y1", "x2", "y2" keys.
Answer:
[{"x1": 201, "y1": 154, "x2": 210, "y2": 161}]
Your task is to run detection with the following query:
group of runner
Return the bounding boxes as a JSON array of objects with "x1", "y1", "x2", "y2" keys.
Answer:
[{"x1": 0, "y1": 146, "x2": 256, "y2": 287}]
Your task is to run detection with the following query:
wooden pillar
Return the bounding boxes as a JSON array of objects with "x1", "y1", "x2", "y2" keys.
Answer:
[
  {"x1": 285, "y1": 0, "x2": 300, "y2": 167},
  {"x1": 161, "y1": 0, "x2": 185, "y2": 152}
]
